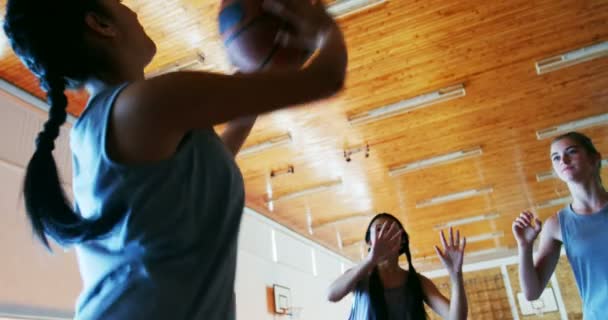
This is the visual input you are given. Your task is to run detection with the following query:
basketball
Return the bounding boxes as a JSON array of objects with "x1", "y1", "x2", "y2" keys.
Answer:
[{"x1": 218, "y1": 0, "x2": 313, "y2": 72}]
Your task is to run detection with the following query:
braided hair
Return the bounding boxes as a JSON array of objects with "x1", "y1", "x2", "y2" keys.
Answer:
[{"x1": 4, "y1": 0, "x2": 124, "y2": 249}]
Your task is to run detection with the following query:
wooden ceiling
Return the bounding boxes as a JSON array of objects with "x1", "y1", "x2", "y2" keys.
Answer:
[{"x1": 1, "y1": 0, "x2": 607, "y2": 269}]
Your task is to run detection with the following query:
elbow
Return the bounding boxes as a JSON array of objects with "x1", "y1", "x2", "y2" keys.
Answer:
[
  {"x1": 326, "y1": 289, "x2": 342, "y2": 303},
  {"x1": 523, "y1": 290, "x2": 541, "y2": 301}
]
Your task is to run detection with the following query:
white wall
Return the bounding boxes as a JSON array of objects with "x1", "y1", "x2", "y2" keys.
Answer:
[
  {"x1": 235, "y1": 211, "x2": 354, "y2": 320},
  {"x1": 0, "y1": 85, "x2": 80, "y2": 319},
  {"x1": 0, "y1": 83, "x2": 353, "y2": 319}
]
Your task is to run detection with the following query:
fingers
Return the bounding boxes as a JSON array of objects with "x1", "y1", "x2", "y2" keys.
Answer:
[
  {"x1": 512, "y1": 218, "x2": 527, "y2": 229},
  {"x1": 388, "y1": 225, "x2": 402, "y2": 244},
  {"x1": 448, "y1": 227, "x2": 453, "y2": 247},
  {"x1": 514, "y1": 216, "x2": 532, "y2": 227},
  {"x1": 461, "y1": 237, "x2": 467, "y2": 252},
  {"x1": 378, "y1": 221, "x2": 389, "y2": 239},
  {"x1": 434, "y1": 245, "x2": 444, "y2": 259},
  {"x1": 439, "y1": 229, "x2": 448, "y2": 250},
  {"x1": 534, "y1": 218, "x2": 543, "y2": 232},
  {"x1": 455, "y1": 229, "x2": 460, "y2": 248},
  {"x1": 514, "y1": 211, "x2": 542, "y2": 230}
]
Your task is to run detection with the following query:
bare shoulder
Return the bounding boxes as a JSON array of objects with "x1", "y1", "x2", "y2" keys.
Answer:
[
  {"x1": 543, "y1": 213, "x2": 562, "y2": 242},
  {"x1": 418, "y1": 273, "x2": 439, "y2": 292}
]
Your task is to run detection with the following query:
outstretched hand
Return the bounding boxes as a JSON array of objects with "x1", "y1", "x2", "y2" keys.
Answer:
[{"x1": 435, "y1": 227, "x2": 466, "y2": 278}]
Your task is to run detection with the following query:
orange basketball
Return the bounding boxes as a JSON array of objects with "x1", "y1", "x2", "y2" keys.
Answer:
[{"x1": 218, "y1": 0, "x2": 313, "y2": 72}]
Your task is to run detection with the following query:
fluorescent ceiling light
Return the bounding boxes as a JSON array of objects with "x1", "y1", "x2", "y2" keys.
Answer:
[
  {"x1": 535, "y1": 196, "x2": 572, "y2": 209},
  {"x1": 535, "y1": 41, "x2": 608, "y2": 75},
  {"x1": 433, "y1": 212, "x2": 500, "y2": 230},
  {"x1": 467, "y1": 231, "x2": 504, "y2": 243},
  {"x1": 313, "y1": 213, "x2": 373, "y2": 230},
  {"x1": 389, "y1": 147, "x2": 482, "y2": 177},
  {"x1": 466, "y1": 246, "x2": 509, "y2": 258},
  {"x1": 536, "y1": 159, "x2": 608, "y2": 182},
  {"x1": 266, "y1": 179, "x2": 342, "y2": 204},
  {"x1": 416, "y1": 187, "x2": 493, "y2": 208},
  {"x1": 343, "y1": 239, "x2": 365, "y2": 249},
  {"x1": 536, "y1": 113, "x2": 608, "y2": 140},
  {"x1": 238, "y1": 133, "x2": 292, "y2": 157},
  {"x1": 348, "y1": 84, "x2": 465, "y2": 125},
  {"x1": 306, "y1": 210, "x2": 313, "y2": 235},
  {"x1": 146, "y1": 51, "x2": 210, "y2": 78},
  {"x1": 326, "y1": 0, "x2": 386, "y2": 18},
  {"x1": 536, "y1": 170, "x2": 557, "y2": 182}
]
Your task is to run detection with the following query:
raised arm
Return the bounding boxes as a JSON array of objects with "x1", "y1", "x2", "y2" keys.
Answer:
[
  {"x1": 327, "y1": 222, "x2": 402, "y2": 302},
  {"x1": 425, "y1": 228, "x2": 467, "y2": 320},
  {"x1": 109, "y1": 0, "x2": 347, "y2": 163},
  {"x1": 513, "y1": 211, "x2": 562, "y2": 300}
]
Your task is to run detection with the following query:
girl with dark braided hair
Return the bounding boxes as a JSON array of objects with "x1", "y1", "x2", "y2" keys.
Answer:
[
  {"x1": 3, "y1": 0, "x2": 346, "y2": 318},
  {"x1": 327, "y1": 213, "x2": 468, "y2": 320}
]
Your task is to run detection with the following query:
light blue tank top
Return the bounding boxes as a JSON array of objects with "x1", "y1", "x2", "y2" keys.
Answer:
[
  {"x1": 558, "y1": 203, "x2": 608, "y2": 320},
  {"x1": 69, "y1": 84, "x2": 245, "y2": 319}
]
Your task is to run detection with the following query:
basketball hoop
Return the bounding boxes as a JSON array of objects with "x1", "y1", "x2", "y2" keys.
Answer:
[{"x1": 279, "y1": 307, "x2": 303, "y2": 319}]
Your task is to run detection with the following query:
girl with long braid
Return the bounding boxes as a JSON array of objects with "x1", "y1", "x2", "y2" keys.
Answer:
[
  {"x1": 327, "y1": 213, "x2": 468, "y2": 320},
  {"x1": 3, "y1": 0, "x2": 346, "y2": 319}
]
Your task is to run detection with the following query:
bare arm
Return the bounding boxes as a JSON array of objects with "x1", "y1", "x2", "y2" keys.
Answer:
[
  {"x1": 220, "y1": 116, "x2": 257, "y2": 156},
  {"x1": 110, "y1": 0, "x2": 347, "y2": 163},
  {"x1": 429, "y1": 227, "x2": 468, "y2": 320},
  {"x1": 421, "y1": 274, "x2": 467, "y2": 320},
  {"x1": 327, "y1": 221, "x2": 402, "y2": 302},
  {"x1": 514, "y1": 212, "x2": 562, "y2": 300},
  {"x1": 327, "y1": 257, "x2": 375, "y2": 302}
]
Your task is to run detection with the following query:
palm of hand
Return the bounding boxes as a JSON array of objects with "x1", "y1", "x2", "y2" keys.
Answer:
[
  {"x1": 369, "y1": 222, "x2": 402, "y2": 263},
  {"x1": 435, "y1": 227, "x2": 466, "y2": 276}
]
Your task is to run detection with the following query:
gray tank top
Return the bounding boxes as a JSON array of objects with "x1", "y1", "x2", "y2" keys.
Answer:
[
  {"x1": 558, "y1": 203, "x2": 608, "y2": 320},
  {"x1": 70, "y1": 84, "x2": 245, "y2": 319},
  {"x1": 349, "y1": 276, "x2": 413, "y2": 320}
]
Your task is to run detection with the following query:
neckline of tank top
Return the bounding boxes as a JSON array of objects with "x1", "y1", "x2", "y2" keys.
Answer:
[{"x1": 565, "y1": 201, "x2": 608, "y2": 218}]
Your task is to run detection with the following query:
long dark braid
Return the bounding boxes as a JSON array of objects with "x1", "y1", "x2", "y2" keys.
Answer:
[
  {"x1": 4, "y1": 0, "x2": 123, "y2": 249},
  {"x1": 365, "y1": 213, "x2": 427, "y2": 320}
]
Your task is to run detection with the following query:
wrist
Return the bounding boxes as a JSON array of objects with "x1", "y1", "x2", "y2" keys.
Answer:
[
  {"x1": 363, "y1": 254, "x2": 377, "y2": 268},
  {"x1": 449, "y1": 271, "x2": 464, "y2": 282},
  {"x1": 517, "y1": 242, "x2": 534, "y2": 252}
]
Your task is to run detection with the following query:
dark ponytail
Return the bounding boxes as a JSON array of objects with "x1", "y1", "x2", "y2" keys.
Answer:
[
  {"x1": 4, "y1": 0, "x2": 122, "y2": 249},
  {"x1": 365, "y1": 213, "x2": 426, "y2": 320}
]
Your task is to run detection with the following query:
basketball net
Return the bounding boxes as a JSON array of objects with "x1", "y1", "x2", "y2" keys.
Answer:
[
  {"x1": 531, "y1": 299, "x2": 545, "y2": 316},
  {"x1": 279, "y1": 307, "x2": 303, "y2": 319}
]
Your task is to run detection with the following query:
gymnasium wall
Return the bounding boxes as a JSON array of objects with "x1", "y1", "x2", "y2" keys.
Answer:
[{"x1": 423, "y1": 255, "x2": 582, "y2": 320}]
